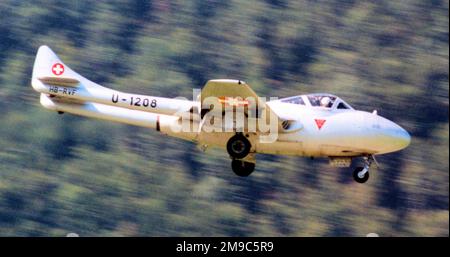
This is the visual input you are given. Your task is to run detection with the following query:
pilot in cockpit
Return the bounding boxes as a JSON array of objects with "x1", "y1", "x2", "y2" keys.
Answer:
[{"x1": 320, "y1": 96, "x2": 333, "y2": 108}]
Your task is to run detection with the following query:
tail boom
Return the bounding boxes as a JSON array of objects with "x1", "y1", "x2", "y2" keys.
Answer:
[
  {"x1": 31, "y1": 45, "x2": 196, "y2": 117},
  {"x1": 33, "y1": 79, "x2": 193, "y2": 115},
  {"x1": 40, "y1": 94, "x2": 197, "y2": 141}
]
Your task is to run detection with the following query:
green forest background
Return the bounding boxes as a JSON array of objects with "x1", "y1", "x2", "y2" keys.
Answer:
[{"x1": 0, "y1": 0, "x2": 448, "y2": 236}]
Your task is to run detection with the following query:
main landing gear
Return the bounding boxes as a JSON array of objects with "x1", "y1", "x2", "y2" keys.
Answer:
[
  {"x1": 352, "y1": 155, "x2": 377, "y2": 183},
  {"x1": 231, "y1": 159, "x2": 255, "y2": 177},
  {"x1": 227, "y1": 134, "x2": 255, "y2": 177},
  {"x1": 227, "y1": 134, "x2": 251, "y2": 159}
]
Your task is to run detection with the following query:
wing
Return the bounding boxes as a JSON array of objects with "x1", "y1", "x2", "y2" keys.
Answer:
[
  {"x1": 200, "y1": 79, "x2": 262, "y2": 117},
  {"x1": 200, "y1": 79, "x2": 301, "y2": 134}
]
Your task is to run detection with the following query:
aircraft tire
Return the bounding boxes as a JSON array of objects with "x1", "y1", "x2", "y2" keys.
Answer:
[
  {"x1": 231, "y1": 160, "x2": 255, "y2": 177},
  {"x1": 227, "y1": 134, "x2": 251, "y2": 159},
  {"x1": 353, "y1": 167, "x2": 369, "y2": 183}
]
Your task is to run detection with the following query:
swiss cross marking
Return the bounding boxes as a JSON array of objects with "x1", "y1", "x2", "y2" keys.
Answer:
[{"x1": 52, "y1": 63, "x2": 64, "y2": 76}]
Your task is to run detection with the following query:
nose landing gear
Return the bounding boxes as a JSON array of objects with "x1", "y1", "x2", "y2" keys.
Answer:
[
  {"x1": 352, "y1": 155, "x2": 377, "y2": 183},
  {"x1": 353, "y1": 166, "x2": 369, "y2": 183}
]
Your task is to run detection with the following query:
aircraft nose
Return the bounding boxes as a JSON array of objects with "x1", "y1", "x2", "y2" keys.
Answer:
[
  {"x1": 392, "y1": 125, "x2": 411, "y2": 149},
  {"x1": 363, "y1": 113, "x2": 411, "y2": 154},
  {"x1": 382, "y1": 121, "x2": 411, "y2": 152}
]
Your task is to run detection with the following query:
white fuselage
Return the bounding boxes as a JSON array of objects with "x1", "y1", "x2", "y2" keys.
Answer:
[
  {"x1": 36, "y1": 86, "x2": 410, "y2": 158},
  {"x1": 257, "y1": 101, "x2": 410, "y2": 157}
]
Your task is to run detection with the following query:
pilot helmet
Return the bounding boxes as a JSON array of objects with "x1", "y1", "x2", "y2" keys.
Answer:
[{"x1": 320, "y1": 96, "x2": 332, "y2": 107}]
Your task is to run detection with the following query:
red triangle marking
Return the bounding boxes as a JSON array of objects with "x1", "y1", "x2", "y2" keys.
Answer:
[{"x1": 315, "y1": 119, "x2": 326, "y2": 130}]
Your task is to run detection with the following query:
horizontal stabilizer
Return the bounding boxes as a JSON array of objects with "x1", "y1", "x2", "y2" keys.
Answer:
[{"x1": 38, "y1": 76, "x2": 80, "y2": 87}]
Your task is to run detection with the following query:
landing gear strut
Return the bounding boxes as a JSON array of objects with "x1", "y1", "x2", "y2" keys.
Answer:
[{"x1": 352, "y1": 156, "x2": 376, "y2": 183}]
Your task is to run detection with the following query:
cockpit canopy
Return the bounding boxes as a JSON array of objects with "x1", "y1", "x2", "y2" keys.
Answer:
[{"x1": 280, "y1": 93, "x2": 353, "y2": 110}]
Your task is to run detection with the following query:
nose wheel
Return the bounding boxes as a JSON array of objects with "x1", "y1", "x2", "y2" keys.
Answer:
[
  {"x1": 352, "y1": 156, "x2": 377, "y2": 183},
  {"x1": 353, "y1": 167, "x2": 370, "y2": 183}
]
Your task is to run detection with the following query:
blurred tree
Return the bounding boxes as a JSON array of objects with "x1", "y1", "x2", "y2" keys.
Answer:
[{"x1": 0, "y1": 0, "x2": 448, "y2": 236}]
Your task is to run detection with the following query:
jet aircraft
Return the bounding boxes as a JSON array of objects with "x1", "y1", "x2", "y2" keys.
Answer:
[{"x1": 31, "y1": 46, "x2": 411, "y2": 182}]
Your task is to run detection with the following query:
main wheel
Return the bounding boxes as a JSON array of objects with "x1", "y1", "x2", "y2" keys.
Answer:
[
  {"x1": 227, "y1": 134, "x2": 251, "y2": 159},
  {"x1": 231, "y1": 160, "x2": 255, "y2": 177},
  {"x1": 353, "y1": 167, "x2": 369, "y2": 183}
]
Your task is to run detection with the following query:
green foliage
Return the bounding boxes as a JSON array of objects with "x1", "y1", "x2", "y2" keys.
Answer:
[{"x1": 0, "y1": 0, "x2": 448, "y2": 236}]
